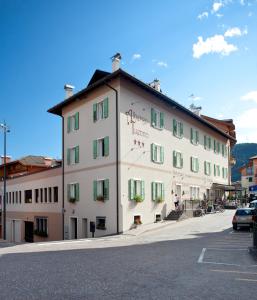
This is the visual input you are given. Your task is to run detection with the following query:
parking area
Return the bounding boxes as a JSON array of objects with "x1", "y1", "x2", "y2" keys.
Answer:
[{"x1": 198, "y1": 228, "x2": 257, "y2": 283}]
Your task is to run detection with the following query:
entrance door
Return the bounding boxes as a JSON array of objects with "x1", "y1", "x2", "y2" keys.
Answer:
[
  {"x1": 70, "y1": 218, "x2": 78, "y2": 239},
  {"x1": 12, "y1": 220, "x2": 21, "y2": 243},
  {"x1": 175, "y1": 184, "x2": 182, "y2": 200},
  {"x1": 24, "y1": 221, "x2": 34, "y2": 243},
  {"x1": 82, "y1": 218, "x2": 88, "y2": 238}
]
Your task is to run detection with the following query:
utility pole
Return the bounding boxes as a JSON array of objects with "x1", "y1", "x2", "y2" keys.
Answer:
[{"x1": 0, "y1": 122, "x2": 10, "y2": 240}]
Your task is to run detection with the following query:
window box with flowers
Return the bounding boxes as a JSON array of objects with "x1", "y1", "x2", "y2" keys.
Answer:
[
  {"x1": 129, "y1": 179, "x2": 145, "y2": 203},
  {"x1": 67, "y1": 183, "x2": 79, "y2": 203},
  {"x1": 94, "y1": 179, "x2": 109, "y2": 202},
  {"x1": 152, "y1": 182, "x2": 164, "y2": 203}
]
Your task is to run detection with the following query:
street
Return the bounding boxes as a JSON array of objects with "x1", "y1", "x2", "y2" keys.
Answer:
[{"x1": 0, "y1": 210, "x2": 256, "y2": 299}]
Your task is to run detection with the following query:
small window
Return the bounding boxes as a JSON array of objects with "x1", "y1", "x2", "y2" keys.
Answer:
[
  {"x1": 190, "y1": 186, "x2": 200, "y2": 200},
  {"x1": 44, "y1": 188, "x2": 47, "y2": 203},
  {"x1": 53, "y1": 186, "x2": 58, "y2": 203},
  {"x1": 40, "y1": 188, "x2": 43, "y2": 203},
  {"x1": 204, "y1": 161, "x2": 211, "y2": 176},
  {"x1": 93, "y1": 180, "x2": 109, "y2": 201},
  {"x1": 68, "y1": 183, "x2": 79, "y2": 203},
  {"x1": 19, "y1": 191, "x2": 21, "y2": 204},
  {"x1": 93, "y1": 137, "x2": 109, "y2": 159},
  {"x1": 249, "y1": 177, "x2": 253, "y2": 182},
  {"x1": 155, "y1": 214, "x2": 162, "y2": 222},
  {"x1": 96, "y1": 217, "x2": 106, "y2": 230},
  {"x1": 12, "y1": 192, "x2": 15, "y2": 204},
  {"x1": 35, "y1": 217, "x2": 48, "y2": 236},
  {"x1": 173, "y1": 151, "x2": 183, "y2": 169},
  {"x1": 67, "y1": 146, "x2": 79, "y2": 165},
  {"x1": 134, "y1": 215, "x2": 142, "y2": 225},
  {"x1": 16, "y1": 191, "x2": 18, "y2": 204},
  {"x1": 35, "y1": 189, "x2": 39, "y2": 203},
  {"x1": 191, "y1": 128, "x2": 199, "y2": 145},
  {"x1": 24, "y1": 190, "x2": 32, "y2": 204},
  {"x1": 173, "y1": 119, "x2": 183, "y2": 138},
  {"x1": 48, "y1": 187, "x2": 52, "y2": 203},
  {"x1": 152, "y1": 182, "x2": 164, "y2": 202},
  {"x1": 151, "y1": 108, "x2": 164, "y2": 129},
  {"x1": 151, "y1": 144, "x2": 164, "y2": 164},
  {"x1": 204, "y1": 136, "x2": 212, "y2": 150},
  {"x1": 67, "y1": 112, "x2": 79, "y2": 133},
  {"x1": 191, "y1": 157, "x2": 199, "y2": 173},
  {"x1": 93, "y1": 98, "x2": 109, "y2": 122},
  {"x1": 128, "y1": 179, "x2": 145, "y2": 201},
  {"x1": 214, "y1": 164, "x2": 220, "y2": 177}
]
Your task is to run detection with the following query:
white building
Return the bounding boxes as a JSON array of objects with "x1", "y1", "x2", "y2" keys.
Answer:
[{"x1": 48, "y1": 55, "x2": 236, "y2": 239}]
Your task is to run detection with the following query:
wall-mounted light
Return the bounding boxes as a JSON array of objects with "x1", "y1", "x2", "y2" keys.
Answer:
[
  {"x1": 171, "y1": 190, "x2": 174, "y2": 194},
  {"x1": 182, "y1": 191, "x2": 185, "y2": 195}
]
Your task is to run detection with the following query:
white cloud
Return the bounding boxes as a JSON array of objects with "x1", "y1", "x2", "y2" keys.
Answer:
[
  {"x1": 212, "y1": 2, "x2": 223, "y2": 13},
  {"x1": 193, "y1": 34, "x2": 238, "y2": 59},
  {"x1": 132, "y1": 53, "x2": 141, "y2": 60},
  {"x1": 197, "y1": 12, "x2": 209, "y2": 20},
  {"x1": 248, "y1": 12, "x2": 253, "y2": 17},
  {"x1": 241, "y1": 90, "x2": 257, "y2": 103},
  {"x1": 224, "y1": 27, "x2": 248, "y2": 37},
  {"x1": 215, "y1": 13, "x2": 224, "y2": 17},
  {"x1": 188, "y1": 94, "x2": 202, "y2": 101},
  {"x1": 240, "y1": 0, "x2": 245, "y2": 5},
  {"x1": 235, "y1": 108, "x2": 257, "y2": 142},
  {"x1": 157, "y1": 61, "x2": 168, "y2": 68}
]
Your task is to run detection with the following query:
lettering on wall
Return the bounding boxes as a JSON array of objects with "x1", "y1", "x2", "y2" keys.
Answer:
[{"x1": 126, "y1": 109, "x2": 149, "y2": 138}]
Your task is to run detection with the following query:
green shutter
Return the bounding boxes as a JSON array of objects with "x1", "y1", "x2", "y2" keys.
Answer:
[
  {"x1": 214, "y1": 165, "x2": 216, "y2": 176},
  {"x1": 104, "y1": 136, "x2": 109, "y2": 157},
  {"x1": 75, "y1": 112, "x2": 79, "y2": 130},
  {"x1": 104, "y1": 179, "x2": 109, "y2": 200},
  {"x1": 173, "y1": 151, "x2": 177, "y2": 167},
  {"x1": 191, "y1": 157, "x2": 193, "y2": 172},
  {"x1": 152, "y1": 182, "x2": 156, "y2": 201},
  {"x1": 204, "y1": 161, "x2": 206, "y2": 175},
  {"x1": 151, "y1": 108, "x2": 156, "y2": 127},
  {"x1": 204, "y1": 136, "x2": 207, "y2": 149},
  {"x1": 93, "y1": 180, "x2": 97, "y2": 201},
  {"x1": 196, "y1": 159, "x2": 199, "y2": 172},
  {"x1": 214, "y1": 140, "x2": 216, "y2": 152},
  {"x1": 93, "y1": 103, "x2": 97, "y2": 122},
  {"x1": 160, "y1": 112, "x2": 164, "y2": 129},
  {"x1": 67, "y1": 116, "x2": 71, "y2": 133},
  {"x1": 196, "y1": 131, "x2": 199, "y2": 144},
  {"x1": 190, "y1": 128, "x2": 193, "y2": 143},
  {"x1": 93, "y1": 140, "x2": 97, "y2": 159},
  {"x1": 103, "y1": 98, "x2": 109, "y2": 118},
  {"x1": 181, "y1": 154, "x2": 183, "y2": 168},
  {"x1": 160, "y1": 146, "x2": 164, "y2": 164},
  {"x1": 67, "y1": 184, "x2": 70, "y2": 201},
  {"x1": 173, "y1": 119, "x2": 177, "y2": 136},
  {"x1": 151, "y1": 144, "x2": 154, "y2": 161},
  {"x1": 75, "y1": 146, "x2": 79, "y2": 163},
  {"x1": 67, "y1": 148, "x2": 71, "y2": 165},
  {"x1": 75, "y1": 183, "x2": 79, "y2": 201},
  {"x1": 129, "y1": 179, "x2": 135, "y2": 200},
  {"x1": 141, "y1": 181, "x2": 145, "y2": 200},
  {"x1": 161, "y1": 183, "x2": 164, "y2": 200},
  {"x1": 179, "y1": 122, "x2": 183, "y2": 137}
]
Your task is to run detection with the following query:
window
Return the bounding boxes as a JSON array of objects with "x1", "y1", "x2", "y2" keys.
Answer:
[
  {"x1": 249, "y1": 177, "x2": 253, "y2": 182},
  {"x1": 155, "y1": 214, "x2": 162, "y2": 222},
  {"x1": 53, "y1": 186, "x2": 58, "y2": 203},
  {"x1": 134, "y1": 215, "x2": 142, "y2": 225},
  {"x1": 214, "y1": 164, "x2": 220, "y2": 177},
  {"x1": 19, "y1": 191, "x2": 21, "y2": 204},
  {"x1": 40, "y1": 188, "x2": 43, "y2": 203},
  {"x1": 35, "y1": 217, "x2": 48, "y2": 235},
  {"x1": 152, "y1": 182, "x2": 164, "y2": 202},
  {"x1": 24, "y1": 190, "x2": 32, "y2": 203},
  {"x1": 16, "y1": 191, "x2": 18, "y2": 204},
  {"x1": 222, "y1": 167, "x2": 228, "y2": 179},
  {"x1": 151, "y1": 108, "x2": 164, "y2": 129},
  {"x1": 68, "y1": 183, "x2": 79, "y2": 203},
  {"x1": 191, "y1": 128, "x2": 199, "y2": 145},
  {"x1": 6, "y1": 193, "x2": 8, "y2": 204},
  {"x1": 173, "y1": 119, "x2": 183, "y2": 138},
  {"x1": 93, "y1": 137, "x2": 109, "y2": 159},
  {"x1": 44, "y1": 188, "x2": 47, "y2": 203},
  {"x1": 204, "y1": 161, "x2": 211, "y2": 176},
  {"x1": 93, "y1": 179, "x2": 109, "y2": 201},
  {"x1": 93, "y1": 98, "x2": 109, "y2": 122},
  {"x1": 128, "y1": 179, "x2": 145, "y2": 201},
  {"x1": 191, "y1": 157, "x2": 199, "y2": 173},
  {"x1": 222, "y1": 144, "x2": 228, "y2": 157},
  {"x1": 48, "y1": 187, "x2": 52, "y2": 203},
  {"x1": 173, "y1": 151, "x2": 183, "y2": 169},
  {"x1": 204, "y1": 135, "x2": 212, "y2": 150},
  {"x1": 190, "y1": 186, "x2": 200, "y2": 200},
  {"x1": 67, "y1": 146, "x2": 79, "y2": 165},
  {"x1": 214, "y1": 140, "x2": 220, "y2": 154},
  {"x1": 96, "y1": 217, "x2": 106, "y2": 230},
  {"x1": 67, "y1": 112, "x2": 79, "y2": 133},
  {"x1": 12, "y1": 192, "x2": 15, "y2": 204},
  {"x1": 9, "y1": 192, "x2": 11, "y2": 204},
  {"x1": 151, "y1": 143, "x2": 164, "y2": 164},
  {"x1": 35, "y1": 189, "x2": 39, "y2": 203}
]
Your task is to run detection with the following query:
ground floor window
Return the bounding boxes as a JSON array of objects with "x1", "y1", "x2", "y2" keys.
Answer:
[
  {"x1": 152, "y1": 182, "x2": 164, "y2": 202},
  {"x1": 155, "y1": 214, "x2": 162, "y2": 222},
  {"x1": 134, "y1": 215, "x2": 142, "y2": 225},
  {"x1": 34, "y1": 217, "x2": 48, "y2": 237},
  {"x1": 93, "y1": 179, "x2": 109, "y2": 201},
  {"x1": 190, "y1": 186, "x2": 200, "y2": 200},
  {"x1": 96, "y1": 216, "x2": 106, "y2": 230}
]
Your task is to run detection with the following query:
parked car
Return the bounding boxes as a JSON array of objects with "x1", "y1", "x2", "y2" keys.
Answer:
[
  {"x1": 232, "y1": 208, "x2": 255, "y2": 230},
  {"x1": 249, "y1": 200, "x2": 257, "y2": 209}
]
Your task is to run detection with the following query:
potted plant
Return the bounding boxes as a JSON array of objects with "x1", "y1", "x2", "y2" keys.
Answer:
[
  {"x1": 69, "y1": 197, "x2": 77, "y2": 203},
  {"x1": 96, "y1": 195, "x2": 105, "y2": 202},
  {"x1": 134, "y1": 195, "x2": 143, "y2": 203},
  {"x1": 156, "y1": 196, "x2": 164, "y2": 203},
  {"x1": 34, "y1": 230, "x2": 48, "y2": 238}
]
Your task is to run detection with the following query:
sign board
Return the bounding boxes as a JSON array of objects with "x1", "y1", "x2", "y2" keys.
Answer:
[{"x1": 249, "y1": 185, "x2": 257, "y2": 192}]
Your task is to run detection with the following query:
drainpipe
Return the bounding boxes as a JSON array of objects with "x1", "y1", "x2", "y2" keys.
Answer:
[
  {"x1": 104, "y1": 82, "x2": 119, "y2": 234},
  {"x1": 62, "y1": 116, "x2": 65, "y2": 240}
]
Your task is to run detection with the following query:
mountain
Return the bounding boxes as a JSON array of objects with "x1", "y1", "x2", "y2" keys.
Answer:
[{"x1": 231, "y1": 143, "x2": 257, "y2": 182}]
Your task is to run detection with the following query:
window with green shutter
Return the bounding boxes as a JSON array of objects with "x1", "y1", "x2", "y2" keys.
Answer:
[
  {"x1": 204, "y1": 161, "x2": 211, "y2": 176},
  {"x1": 152, "y1": 182, "x2": 164, "y2": 202},
  {"x1": 151, "y1": 143, "x2": 164, "y2": 164},
  {"x1": 67, "y1": 113, "x2": 79, "y2": 132},
  {"x1": 173, "y1": 151, "x2": 183, "y2": 169},
  {"x1": 191, "y1": 128, "x2": 199, "y2": 145},
  {"x1": 103, "y1": 98, "x2": 109, "y2": 119},
  {"x1": 67, "y1": 148, "x2": 71, "y2": 165},
  {"x1": 173, "y1": 119, "x2": 183, "y2": 138},
  {"x1": 93, "y1": 98, "x2": 109, "y2": 122},
  {"x1": 128, "y1": 179, "x2": 144, "y2": 202},
  {"x1": 93, "y1": 137, "x2": 109, "y2": 159},
  {"x1": 75, "y1": 112, "x2": 79, "y2": 130},
  {"x1": 191, "y1": 157, "x2": 199, "y2": 173},
  {"x1": 67, "y1": 116, "x2": 71, "y2": 133},
  {"x1": 75, "y1": 146, "x2": 79, "y2": 163},
  {"x1": 68, "y1": 183, "x2": 79, "y2": 203},
  {"x1": 94, "y1": 179, "x2": 109, "y2": 201},
  {"x1": 67, "y1": 146, "x2": 79, "y2": 165},
  {"x1": 151, "y1": 108, "x2": 164, "y2": 129},
  {"x1": 104, "y1": 137, "x2": 109, "y2": 157}
]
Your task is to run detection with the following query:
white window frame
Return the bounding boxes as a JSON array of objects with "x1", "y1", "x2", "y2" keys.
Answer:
[
  {"x1": 174, "y1": 150, "x2": 183, "y2": 168},
  {"x1": 191, "y1": 156, "x2": 199, "y2": 173},
  {"x1": 97, "y1": 137, "x2": 105, "y2": 158},
  {"x1": 96, "y1": 101, "x2": 104, "y2": 121},
  {"x1": 152, "y1": 143, "x2": 163, "y2": 163},
  {"x1": 190, "y1": 186, "x2": 200, "y2": 200},
  {"x1": 35, "y1": 217, "x2": 48, "y2": 234},
  {"x1": 205, "y1": 161, "x2": 211, "y2": 176}
]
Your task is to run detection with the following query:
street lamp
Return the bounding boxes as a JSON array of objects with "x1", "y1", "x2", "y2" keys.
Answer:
[{"x1": 0, "y1": 122, "x2": 10, "y2": 240}]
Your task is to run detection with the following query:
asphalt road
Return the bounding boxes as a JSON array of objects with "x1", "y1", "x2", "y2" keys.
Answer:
[{"x1": 0, "y1": 210, "x2": 256, "y2": 300}]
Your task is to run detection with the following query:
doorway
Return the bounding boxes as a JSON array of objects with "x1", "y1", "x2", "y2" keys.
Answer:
[
  {"x1": 175, "y1": 184, "x2": 182, "y2": 201},
  {"x1": 82, "y1": 218, "x2": 88, "y2": 238},
  {"x1": 24, "y1": 221, "x2": 34, "y2": 243},
  {"x1": 70, "y1": 217, "x2": 78, "y2": 239},
  {"x1": 12, "y1": 220, "x2": 21, "y2": 243}
]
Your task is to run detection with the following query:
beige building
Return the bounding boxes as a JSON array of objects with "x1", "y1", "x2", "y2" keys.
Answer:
[{"x1": 48, "y1": 55, "x2": 236, "y2": 239}]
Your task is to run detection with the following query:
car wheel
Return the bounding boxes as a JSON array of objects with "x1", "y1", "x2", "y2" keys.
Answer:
[{"x1": 233, "y1": 224, "x2": 237, "y2": 230}]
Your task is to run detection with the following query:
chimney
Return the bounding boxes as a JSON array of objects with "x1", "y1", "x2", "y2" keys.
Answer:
[
  {"x1": 1, "y1": 155, "x2": 11, "y2": 165},
  {"x1": 111, "y1": 53, "x2": 122, "y2": 72},
  {"x1": 149, "y1": 79, "x2": 161, "y2": 92},
  {"x1": 189, "y1": 103, "x2": 202, "y2": 116},
  {"x1": 64, "y1": 84, "x2": 75, "y2": 99}
]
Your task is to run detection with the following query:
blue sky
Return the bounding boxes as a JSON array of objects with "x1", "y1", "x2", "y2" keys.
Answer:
[{"x1": 0, "y1": 0, "x2": 257, "y2": 160}]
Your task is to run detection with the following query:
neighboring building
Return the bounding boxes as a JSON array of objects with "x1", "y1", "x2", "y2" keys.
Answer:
[
  {"x1": 48, "y1": 55, "x2": 236, "y2": 239},
  {"x1": 239, "y1": 155, "x2": 257, "y2": 196},
  {"x1": 0, "y1": 157, "x2": 62, "y2": 242}
]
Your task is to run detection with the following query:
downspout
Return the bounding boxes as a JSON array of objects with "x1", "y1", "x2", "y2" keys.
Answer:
[
  {"x1": 62, "y1": 116, "x2": 65, "y2": 240},
  {"x1": 104, "y1": 82, "x2": 119, "y2": 234}
]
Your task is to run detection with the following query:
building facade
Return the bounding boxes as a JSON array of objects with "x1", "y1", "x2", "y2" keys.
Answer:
[
  {"x1": 240, "y1": 155, "x2": 257, "y2": 196},
  {"x1": 48, "y1": 60, "x2": 236, "y2": 239}
]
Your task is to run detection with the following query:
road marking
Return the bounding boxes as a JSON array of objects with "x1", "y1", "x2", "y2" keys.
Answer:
[
  {"x1": 197, "y1": 248, "x2": 206, "y2": 263},
  {"x1": 36, "y1": 240, "x2": 93, "y2": 246},
  {"x1": 235, "y1": 278, "x2": 257, "y2": 282},
  {"x1": 201, "y1": 261, "x2": 242, "y2": 267},
  {"x1": 210, "y1": 269, "x2": 257, "y2": 275},
  {"x1": 207, "y1": 248, "x2": 248, "y2": 251}
]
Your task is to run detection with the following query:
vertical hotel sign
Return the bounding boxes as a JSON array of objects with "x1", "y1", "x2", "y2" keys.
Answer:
[{"x1": 126, "y1": 109, "x2": 149, "y2": 138}]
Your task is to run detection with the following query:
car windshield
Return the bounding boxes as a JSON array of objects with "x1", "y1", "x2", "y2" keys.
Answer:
[{"x1": 236, "y1": 209, "x2": 253, "y2": 216}]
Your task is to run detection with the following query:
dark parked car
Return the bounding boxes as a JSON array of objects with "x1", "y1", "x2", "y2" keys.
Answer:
[
  {"x1": 232, "y1": 208, "x2": 255, "y2": 230},
  {"x1": 249, "y1": 200, "x2": 257, "y2": 209}
]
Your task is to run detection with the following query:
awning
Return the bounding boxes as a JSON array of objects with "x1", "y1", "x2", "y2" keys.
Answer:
[{"x1": 212, "y1": 183, "x2": 242, "y2": 191}]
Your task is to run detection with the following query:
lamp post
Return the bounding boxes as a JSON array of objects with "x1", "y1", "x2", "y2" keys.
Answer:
[{"x1": 0, "y1": 122, "x2": 10, "y2": 240}]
